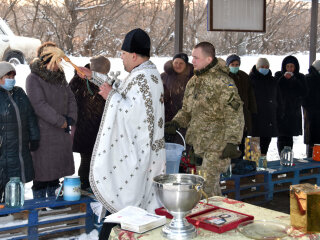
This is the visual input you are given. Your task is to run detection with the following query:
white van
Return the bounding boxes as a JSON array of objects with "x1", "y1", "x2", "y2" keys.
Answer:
[{"x1": 0, "y1": 18, "x2": 41, "y2": 65}]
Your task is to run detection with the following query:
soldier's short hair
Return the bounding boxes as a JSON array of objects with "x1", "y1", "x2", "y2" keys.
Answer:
[{"x1": 194, "y1": 42, "x2": 215, "y2": 59}]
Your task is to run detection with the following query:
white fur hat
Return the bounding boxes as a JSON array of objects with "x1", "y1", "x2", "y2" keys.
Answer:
[
  {"x1": 312, "y1": 60, "x2": 320, "y2": 72},
  {"x1": 0, "y1": 61, "x2": 15, "y2": 78},
  {"x1": 256, "y1": 58, "x2": 270, "y2": 69}
]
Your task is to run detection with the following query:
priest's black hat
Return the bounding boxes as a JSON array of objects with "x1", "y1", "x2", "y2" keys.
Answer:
[{"x1": 121, "y1": 28, "x2": 150, "y2": 57}]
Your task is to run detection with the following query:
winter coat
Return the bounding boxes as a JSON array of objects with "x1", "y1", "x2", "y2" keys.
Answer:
[
  {"x1": 161, "y1": 60, "x2": 194, "y2": 122},
  {"x1": 303, "y1": 66, "x2": 320, "y2": 144},
  {"x1": 0, "y1": 87, "x2": 40, "y2": 185},
  {"x1": 26, "y1": 60, "x2": 77, "y2": 182},
  {"x1": 173, "y1": 58, "x2": 244, "y2": 155},
  {"x1": 69, "y1": 68, "x2": 106, "y2": 154},
  {"x1": 161, "y1": 60, "x2": 193, "y2": 146},
  {"x1": 249, "y1": 65, "x2": 278, "y2": 137},
  {"x1": 275, "y1": 56, "x2": 306, "y2": 137},
  {"x1": 229, "y1": 70, "x2": 257, "y2": 135}
]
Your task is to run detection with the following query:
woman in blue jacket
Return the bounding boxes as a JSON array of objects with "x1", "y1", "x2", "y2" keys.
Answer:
[{"x1": 0, "y1": 62, "x2": 40, "y2": 202}]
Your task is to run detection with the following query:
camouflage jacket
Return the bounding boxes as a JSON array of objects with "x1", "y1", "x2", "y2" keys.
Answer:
[{"x1": 173, "y1": 58, "x2": 244, "y2": 154}]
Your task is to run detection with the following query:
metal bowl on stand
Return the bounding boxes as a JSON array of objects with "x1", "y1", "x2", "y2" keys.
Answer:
[{"x1": 153, "y1": 174, "x2": 205, "y2": 239}]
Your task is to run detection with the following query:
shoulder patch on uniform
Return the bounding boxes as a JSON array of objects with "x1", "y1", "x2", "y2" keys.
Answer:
[{"x1": 228, "y1": 83, "x2": 234, "y2": 88}]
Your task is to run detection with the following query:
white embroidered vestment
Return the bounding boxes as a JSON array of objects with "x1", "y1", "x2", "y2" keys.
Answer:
[{"x1": 90, "y1": 60, "x2": 166, "y2": 213}]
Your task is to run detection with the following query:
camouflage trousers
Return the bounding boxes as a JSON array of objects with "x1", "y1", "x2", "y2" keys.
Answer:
[{"x1": 198, "y1": 151, "x2": 230, "y2": 197}]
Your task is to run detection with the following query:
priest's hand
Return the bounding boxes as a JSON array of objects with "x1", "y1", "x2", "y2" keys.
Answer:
[
  {"x1": 77, "y1": 67, "x2": 92, "y2": 79},
  {"x1": 99, "y1": 82, "x2": 112, "y2": 100}
]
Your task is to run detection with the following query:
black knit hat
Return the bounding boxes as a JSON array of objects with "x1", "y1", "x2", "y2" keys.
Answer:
[
  {"x1": 173, "y1": 53, "x2": 189, "y2": 64},
  {"x1": 226, "y1": 54, "x2": 241, "y2": 66},
  {"x1": 121, "y1": 28, "x2": 150, "y2": 57}
]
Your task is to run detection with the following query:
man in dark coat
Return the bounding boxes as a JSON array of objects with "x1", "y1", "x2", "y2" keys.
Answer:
[
  {"x1": 303, "y1": 60, "x2": 320, "y2": 157},
  {"x1": 275, "y1": 55, "x2": 306, "y2": 155},
  {"x1": 161, "y1": 53, "x2": 193, "y2": 147},
  {"x1": 249, "y1": 58, "x2": 278, "y2": 156},
  {"x1": 69, "y1": 56, "x2": 110, "y2": 190},
  {"x1": 26, "y1": 42, "x2": 77, "y2": 198},
  {"x1": 226, "y1": 54, "x2": 257, "y2": 156},
  {"x1": 0, "y1": 62, "x2": 40, "y2": 202}
]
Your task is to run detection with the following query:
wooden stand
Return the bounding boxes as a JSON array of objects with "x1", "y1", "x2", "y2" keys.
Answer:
[{"x1": 0, "y1": 196, "x2": 94, "y2": 240}]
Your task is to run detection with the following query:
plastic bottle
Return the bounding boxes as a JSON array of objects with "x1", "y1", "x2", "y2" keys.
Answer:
[
  {"x1": 280, "y1": 146, "x2": 294, "y2": 166},
  {"x1": 5, "y1": 177, "x2": 24, "y2": 208},
  {"x1": 221, "y1": 165, "x2": 232, "y2": 178},
  {"x1": 257, "y1": 156, "x2": 267, "y2": 170}
]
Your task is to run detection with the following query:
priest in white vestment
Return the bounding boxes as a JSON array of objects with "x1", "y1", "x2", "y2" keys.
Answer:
[{"x1": 77, "y1": 28, "x2": 166, "y2": 217}]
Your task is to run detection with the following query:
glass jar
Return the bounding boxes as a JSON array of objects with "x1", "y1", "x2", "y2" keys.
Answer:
[
  {"x1": 280, "y1": 146, "x2": 294, "y2": 166},
  {"x1": 5, "y1": 177, "x2": 24, "y2": 208}
]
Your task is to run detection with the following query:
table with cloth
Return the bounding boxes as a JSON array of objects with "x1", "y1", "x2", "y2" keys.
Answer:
[{"x1": 108, "y1": 196, "x2": 320, "y2": 240}]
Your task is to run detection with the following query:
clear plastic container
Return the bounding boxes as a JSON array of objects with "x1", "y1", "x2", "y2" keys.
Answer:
[
  {"x1": 257, "y1": 156, "x2": 267, "y2": 170},
  {"x1": 165, "y1": 143, "x2": 184, "y2": 174},
  {"x1": 5, "y1": 177, "x2": 24, "y2": 208},
  {"x1": 221, "y1": 164, "x2": 232, "y2": 178}
]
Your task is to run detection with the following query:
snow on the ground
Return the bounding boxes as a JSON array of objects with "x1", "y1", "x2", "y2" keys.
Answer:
[{"x1": 15, "y1": 52, "x2": 316, "y2": 239}]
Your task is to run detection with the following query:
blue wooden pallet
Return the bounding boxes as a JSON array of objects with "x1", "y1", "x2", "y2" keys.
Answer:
[
  {"x1": 0, "y1": 196, "x2": 94, "y2": 240},
  {"x1": 221, "y1": 170, "x2": 269, "y2": 204},
  {"x1": 266, "y1": 158, "x2": 320, "y2": 200}
]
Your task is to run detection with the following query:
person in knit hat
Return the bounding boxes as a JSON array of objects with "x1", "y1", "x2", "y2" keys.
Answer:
[
  {"x1": 161, "y1": 52, "x2": 193, "y2": 152},
  {"x1": 0, "y1": 61, "x2": 40, "y2": 202},
  {"x1": 249, "y1": 57, "x2": 278, "y2": 159},
  {"x1": 275, "y1": 55, "x2": 306, "y2": 155},
  {"x1": 69, "y1": 55, "x2": 110, "y2": 191},
  {"x1": 26, "y1": 41, "x2": 77, "y2": 199},
  {"x1": 226, "y1": 54, "x2": 257, "y2": 158},
  {"x1": 303, "y1": 60, "x2": 320, "y2": 157},
  {"x1": 76, "y1": 28, "x2": 165, "y2": 240}
]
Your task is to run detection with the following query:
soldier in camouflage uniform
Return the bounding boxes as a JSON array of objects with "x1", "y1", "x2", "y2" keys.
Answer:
[{"x1": 165, "y1": 42, "x2": 244, "y2": 196}]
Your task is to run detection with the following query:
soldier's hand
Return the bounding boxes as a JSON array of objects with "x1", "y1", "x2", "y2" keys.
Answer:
[
  {"x1": 220, "y1": 143, "x2": 241, "y2": 159},
  {"x1": 164, "y1": 120, "x2": 180, "y2": 135},
  {"x1": 189, "y1": 148, "x2": 203, "y2": 166}
]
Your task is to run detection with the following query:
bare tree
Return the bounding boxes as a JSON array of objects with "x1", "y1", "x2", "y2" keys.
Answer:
[{"x1": 0, "y1": 0, "x2": 318, "y2": 57}]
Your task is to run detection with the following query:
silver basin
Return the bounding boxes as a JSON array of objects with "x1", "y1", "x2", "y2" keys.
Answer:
[{"x1": 153, "y1": 174, "x2": 205, "y2": 239}]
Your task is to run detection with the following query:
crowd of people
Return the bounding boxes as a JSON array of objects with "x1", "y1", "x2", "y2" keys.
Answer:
[{"x1": 0, "y1": 28, "x2": 320, "y2": 239}]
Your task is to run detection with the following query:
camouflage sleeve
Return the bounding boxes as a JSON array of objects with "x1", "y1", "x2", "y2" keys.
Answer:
[
  {"x1": 172, "y1": 80, "x2": 193, "y2": 128},
  {"x1": 220, "y1": 75, "x2": 245, "y2": 144}
]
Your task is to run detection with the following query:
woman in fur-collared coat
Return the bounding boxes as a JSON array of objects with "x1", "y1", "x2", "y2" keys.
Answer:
[
  {"x1": 161, "y1": 53, "x2": 193, "y2": 146},
  {"x1": 26, "y1": 42, "x2": 77, "y2": 198}
]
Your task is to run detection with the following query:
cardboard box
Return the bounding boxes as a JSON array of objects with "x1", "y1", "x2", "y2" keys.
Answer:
[{"x1": 290, "y1": 183, "x2": 320, "y2": 233}]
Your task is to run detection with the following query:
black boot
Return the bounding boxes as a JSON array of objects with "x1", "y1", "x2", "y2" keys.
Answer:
[
  {"x1": 32, "y1": 189, "x2": 46, "y2": 199},
  {"x1": 46, "y1": 186, "x2": 58, "y2": 197}
]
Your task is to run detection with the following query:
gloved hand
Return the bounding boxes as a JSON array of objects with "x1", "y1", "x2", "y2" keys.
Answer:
[
  {"x1": 189, "y1": 148, "x2": 203, "y2": 166},
  {"x1": 65, "y1": 116, "x2": 75, "y2": 126},
  {"x1": 64, "y1": 116, "x2": 75, "y2": 134},
  {"x1": 164, "y1": 120, "x2": 180, "y2": 135},
  {"x1": 29, "y1": 140, "x2": 40, "y2": 151},
  {"x1": 220, "y1": 143, "x2": 241, "y2": 159}
]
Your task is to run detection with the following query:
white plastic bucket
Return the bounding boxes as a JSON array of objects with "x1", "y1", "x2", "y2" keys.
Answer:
[{"x1": 165, "y1": 130, "x2": 186, "y2": 174}]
